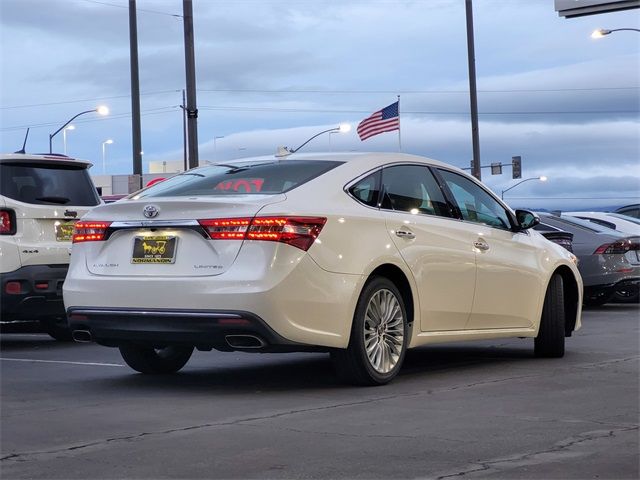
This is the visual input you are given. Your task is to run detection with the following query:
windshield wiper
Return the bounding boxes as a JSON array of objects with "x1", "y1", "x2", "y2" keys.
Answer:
[{"x1": 35, "y1": 196, "x2": 71, "y2": 204}]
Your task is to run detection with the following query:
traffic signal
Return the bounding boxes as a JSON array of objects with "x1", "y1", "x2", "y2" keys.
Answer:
[{"x1": 512, "y1": 156, "x2": 522, "y2": 179}]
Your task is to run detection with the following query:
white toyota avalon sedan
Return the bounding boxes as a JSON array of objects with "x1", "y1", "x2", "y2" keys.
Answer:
[{"x1": 64, "y1": 153, "x2": 582, "y2": 385}]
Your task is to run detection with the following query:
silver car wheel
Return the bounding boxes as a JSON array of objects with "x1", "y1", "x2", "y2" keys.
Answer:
[{"x1": 363, "y1": 288, "x2": 405, "y2": 374}]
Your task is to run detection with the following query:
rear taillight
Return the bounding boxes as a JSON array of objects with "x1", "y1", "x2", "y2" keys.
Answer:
[
  {"x1": 594, "y1": 239, "x2": 640, "y2": 255},
  {"x1": 0, "y1": 209, "x2": 16, "y2": 235},
  {"x1": 198, "y1": 218, "x2": 251, "y2": 240},
  {"x1": 72, "y1": 221, "x2": 112, "y2": 243},
  {"x1": 198, "y1": 216, "x2": 326, "y2": 251}
]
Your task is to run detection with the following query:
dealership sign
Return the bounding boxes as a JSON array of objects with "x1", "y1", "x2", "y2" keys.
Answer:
[{"x1": 555, "y1": 0, "x2": 639, "y2": 17}]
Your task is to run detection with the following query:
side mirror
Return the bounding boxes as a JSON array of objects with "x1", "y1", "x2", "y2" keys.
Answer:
[{"x1": 515, "y1": 209, "x2": 540, "y2": 230}]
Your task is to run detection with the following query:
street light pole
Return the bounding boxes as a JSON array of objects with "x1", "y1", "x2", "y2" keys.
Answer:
[
  {"x1": 592, "y1": 27, "x2": 640, "y2": 38},
  {"x1": 48, "y1": 106, "x2": 109, "y2": 153},
  {"x1": 277, "y1": 124, "x2": 351, "y2": 157},
  {"x1": 63, "y1": 125, "x2": 75, "y2": 155},
  {"x1": 213, "y1": 136, "x2": 224, "y2": 160},
  {"x1": 501, "y1": 176, "x2": 547, "y2": 200},
  {"x1": 102, "y1": 139, "x2": 113, "y2": 175}
]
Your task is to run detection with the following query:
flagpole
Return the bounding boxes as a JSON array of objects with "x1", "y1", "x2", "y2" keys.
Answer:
[{"x1": 397, "y1": 95, "x2": 402, "y2": 151}]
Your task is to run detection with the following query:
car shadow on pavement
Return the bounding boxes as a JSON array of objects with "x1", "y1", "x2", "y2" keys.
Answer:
[
  {"x1": 0, "y1": 333, "x2": 75, "y2": 351},
  {"x1": 86, "y1": 343, "x2": 536, "y2": 393}
]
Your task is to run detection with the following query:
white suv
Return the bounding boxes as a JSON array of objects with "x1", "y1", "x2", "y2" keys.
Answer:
[{"x1": 1, "y1": 153, "x2": 101, "y2": 340}]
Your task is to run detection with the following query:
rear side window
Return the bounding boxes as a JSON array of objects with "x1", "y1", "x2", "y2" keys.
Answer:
[
  {"x1": 0, "y1": 163, "x2": 100, "y2": 206},
  {"x1": 348, "y1": 171, "x2": 381, "y2": 207},
  {"x1": 137, "y1": 160, "x2": 341, "y2": 198}
]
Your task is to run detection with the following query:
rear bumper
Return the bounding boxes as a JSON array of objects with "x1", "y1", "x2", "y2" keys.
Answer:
[
  {"x1": 66, "y1": 307, "x2": 321, "y2": 352},
  {"x1": 584, "y1": 278, "x2": 639, "y2": 301},
  {"x1": 1, "y1": 265, "x2": 68, "y2": 323}
]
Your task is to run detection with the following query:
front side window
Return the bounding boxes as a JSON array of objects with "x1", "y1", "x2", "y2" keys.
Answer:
[
  {"x1": 0, "y1": 162, "x2": 100, "y2": 206},
  {"x1": 380, "y1": 165, "x2": 451, "y2": 217},
  {"x1": 136, "y1": 160, "x2": 342, "y2": 198},
  {"x1": 438, "y1": 169, "x2": 512, "y2": 230}
]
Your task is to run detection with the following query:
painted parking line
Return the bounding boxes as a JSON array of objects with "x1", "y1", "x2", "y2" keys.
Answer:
[{"x1": 0, "y1": 358, "x2": 124, "y2": 367}]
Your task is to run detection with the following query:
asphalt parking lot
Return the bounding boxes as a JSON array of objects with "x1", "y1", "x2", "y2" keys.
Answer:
[{"x1": 1, "y1": 304, "x2": 638, "y2": 479}]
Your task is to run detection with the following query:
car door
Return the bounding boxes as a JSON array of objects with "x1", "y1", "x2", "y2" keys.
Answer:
[
  {"x1": 381, "y1": 164, "x2": 476, "y2": 332},
  {"x1": 437, "y1": 169, "x2": 543, "y2": 330}
]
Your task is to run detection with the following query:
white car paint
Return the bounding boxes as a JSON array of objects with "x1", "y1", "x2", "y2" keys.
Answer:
[{"x1": 63, "y1": 153, "x2": 583, "y2": 378}]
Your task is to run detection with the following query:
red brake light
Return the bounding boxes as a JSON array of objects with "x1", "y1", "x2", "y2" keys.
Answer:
[
  {"x1": 198, "y1": 216, "x2": 326, "y2": 251},
  {"x1": 593, "y1": 239, "x2": 640, "y2": 255},
  {"x1": 72, "y1": 221, "x2": 112, "y2": 243},
  {"x1": 198, "y1": 218, "x2": 251, "y2": 239},
  {"x1": 0, "y1": 209, "x2": 16, "y2": 235}
]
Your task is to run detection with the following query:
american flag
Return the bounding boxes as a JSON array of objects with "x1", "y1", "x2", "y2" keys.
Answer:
[{"x1": 357, "y1": 101, "x2": 400, "y2": 141}]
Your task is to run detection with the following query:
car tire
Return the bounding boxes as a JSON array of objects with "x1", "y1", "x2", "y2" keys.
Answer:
[
  {"x1": 41, "y1": 319, "x2": 74, "y2": 342},
  {"x1": 119, "y1": 345, "x2": 194, "y2": 374},
  {"x1": 535, "y1": 274, "x2": 565, "y2": 358},
  {"x1": 331, "y1": 277, "x2": 408, "y2": 386}
]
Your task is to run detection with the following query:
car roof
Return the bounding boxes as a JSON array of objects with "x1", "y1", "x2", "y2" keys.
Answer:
[
  {"x1": 0, "y1": 153, "x2": 93, "y2": 168},
  {"x1": 201, "y1": 152, "x2": 459, "y2": 171}
]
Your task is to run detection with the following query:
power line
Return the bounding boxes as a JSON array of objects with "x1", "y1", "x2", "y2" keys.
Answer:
[
  {"x1": 0, "y1": 107, "x2": 179, "y2": 132},
  {"x1": 0, "y1": 90, "x2": 181, "y2": 110},
  {"x1": 77, "y1": 0, "x2": 182, "y2": 18},
  {"x1": 198, "y1": 105, "x2": 638, "y2": 115},
  {"x1": 2, "y1": 86, "x2": 637, "y2": 111},
  {"x1": 199, "y1": 86, "x2": 640, "y2": 94}
]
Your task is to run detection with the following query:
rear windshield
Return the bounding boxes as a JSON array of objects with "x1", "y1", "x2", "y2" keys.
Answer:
[
  {"x1": 0, "y1": 162, "x2": 100, "y2": 206},
  {"x1": 135, "y1": 160, "x2": 342, "y2": 198}
]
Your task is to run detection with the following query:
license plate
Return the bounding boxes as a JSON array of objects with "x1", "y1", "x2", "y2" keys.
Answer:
[
  {"x1": 132, "y1": 236, "x2": 177, "y2": 264},
  {"x1": 55, "y1": 221, "x2": 76, "y2": 242}
]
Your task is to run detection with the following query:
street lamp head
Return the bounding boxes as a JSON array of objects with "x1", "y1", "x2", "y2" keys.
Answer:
[
  {"x1": 66, "y1": 125, "x2": 75, "y2": 131},
  {"x1": 103, "y1": 139, "x2": 113, "y2": 145},
  {"x1": 338, "y1": 123, "x2": 351, "y2": 134},
  {"x1": 539, "y1": 176, "x2": 548, "y2": 182},
  {"x1": 96, "y1": 105, "x2": 110, "y2": 116},
  {"x1": 591, "y1": 28, "x2": 611, "y2": 38}
]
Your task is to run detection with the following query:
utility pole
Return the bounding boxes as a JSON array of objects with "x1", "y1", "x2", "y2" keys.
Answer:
[
  {"x1": 181, "y1": 89, "x2": 187, "y2": 172},
  {"x1": 465, "y1": 0, "x2": 481, "y2": 181},
  {"x1": 129, "y1": 0, "x2": 143, "y2": 187},
  {"x1": 183, "y1": 0, "x2": 199, "y2": 169}
]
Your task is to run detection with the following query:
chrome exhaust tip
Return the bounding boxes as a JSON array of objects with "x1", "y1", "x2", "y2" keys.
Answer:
[
  {"x1": 72, "y1": 330, "x2": 92, "y2": 343},
  {"x1": 225, "y1": 334, "x2": 266, "y2": 349}
]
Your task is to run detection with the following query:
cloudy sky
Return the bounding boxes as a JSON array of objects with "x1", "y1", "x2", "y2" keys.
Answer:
[{"x1": 1, "y1": 0, "x2": 638, "y2": 210}]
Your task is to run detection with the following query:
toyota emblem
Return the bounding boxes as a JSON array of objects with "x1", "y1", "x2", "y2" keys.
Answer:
[{"x1": 143, "y1": 205, "x2": 160, "y2": 218}]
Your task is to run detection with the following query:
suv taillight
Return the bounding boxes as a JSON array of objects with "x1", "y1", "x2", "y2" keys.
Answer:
[
  {"x1": 0, "y1": 209, "x2": 16, "y2": 235},
  {"x1": 594, "y1": 239, "x2": 640, "y2": 255},
  {"x1": 72, "y1": 221, "x2": 112, "y2": 243},
  {"x1": 198, "y1": 216, "x2": 326, "y2": 251}
]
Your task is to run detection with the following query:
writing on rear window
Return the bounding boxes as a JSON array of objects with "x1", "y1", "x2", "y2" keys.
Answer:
[{"x1": 215, "y1": 179, "x2": 264, "y2": 193}]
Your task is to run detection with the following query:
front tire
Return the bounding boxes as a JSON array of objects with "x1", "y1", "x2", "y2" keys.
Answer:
[
  {"x1": 535, "y1": 274, "x2": 565, "y2": 358},
  {"x1": 119, "y1": 345, "x2": 194, "y2": 374},
  {"x1": 331, "y1": 277, "x2": 408, "y2": 386}
]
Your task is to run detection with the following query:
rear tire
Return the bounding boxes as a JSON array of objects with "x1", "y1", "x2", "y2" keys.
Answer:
[
  {"x1": 331, "y1": 277, "x2": 408, "y2": 386},
  {"x1": 119, "y1": 345, "x2": 193, "y2": 374},
  {"x1": 535, "y1": 274, "x2": 565, "y2": 358}
]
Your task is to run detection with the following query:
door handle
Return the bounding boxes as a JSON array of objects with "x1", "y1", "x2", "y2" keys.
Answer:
[
  {"x1": 474, "y1": 240, "x2": 490, "y2": 251},
  {"x1": 395, "y1": 229, "x2": 415, "y2": 239}
]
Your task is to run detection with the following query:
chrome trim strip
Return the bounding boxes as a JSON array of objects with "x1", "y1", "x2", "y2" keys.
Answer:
[
  {"x1": 110, "y1": 220, "x2": 200, "y2": 228},
  {"x1": 70, "y1": 309, "x2": 242, "y2": 319}
]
